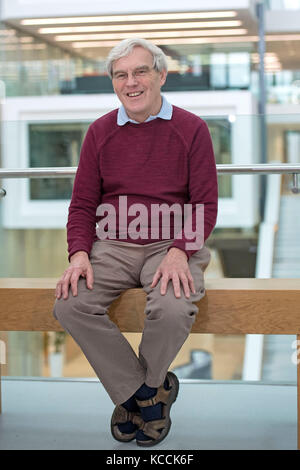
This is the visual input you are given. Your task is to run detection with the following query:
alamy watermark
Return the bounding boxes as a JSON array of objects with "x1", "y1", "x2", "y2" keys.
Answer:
[
  {"x1": 96, "y1": 196, "x2": 204, "y2": 251},
  {"x1": 0, "y1": 340, "x2": 6, "y2": 365}
]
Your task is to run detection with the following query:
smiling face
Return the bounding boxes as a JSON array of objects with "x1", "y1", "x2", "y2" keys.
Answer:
[{"x1": 111, "y1": 46, "x2": 167, "y2": 123}]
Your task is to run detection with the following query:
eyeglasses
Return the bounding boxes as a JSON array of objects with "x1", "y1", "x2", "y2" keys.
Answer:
[{"x1": 112, "y1": 66, "x2": 154, "y2": 82}]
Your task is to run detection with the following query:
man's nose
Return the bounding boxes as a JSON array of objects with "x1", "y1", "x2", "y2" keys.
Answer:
[{"x1": 126, "y1": 73, "x2": 138, "y2": 86}]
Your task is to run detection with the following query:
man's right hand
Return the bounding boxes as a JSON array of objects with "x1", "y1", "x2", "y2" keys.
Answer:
[{"x1": 55, "y1": 251, "x2": 94, "y2": 300}]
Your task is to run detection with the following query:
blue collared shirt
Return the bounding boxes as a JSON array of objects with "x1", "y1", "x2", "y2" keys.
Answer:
[{"x1": 117, "y1": 95, "x2": 173, "y2": 126}]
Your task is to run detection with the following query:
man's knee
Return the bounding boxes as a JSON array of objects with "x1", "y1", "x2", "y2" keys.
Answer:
[
  {"x1": 53, "y1": 289, "x2": 110, "y2": 329},
  {"x1": 53, "y1": 295, "x2": 79, "y2": 327},
  {"x1": 146, "y1": 288, "x2": 198, "y2": 325}
]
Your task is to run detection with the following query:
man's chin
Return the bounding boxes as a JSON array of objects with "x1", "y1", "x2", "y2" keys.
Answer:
[{"x1": 125, "y1": 108, "x2": 147, "y2": 122}]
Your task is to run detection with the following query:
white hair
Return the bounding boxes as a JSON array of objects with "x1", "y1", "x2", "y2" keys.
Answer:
[{"x1": 106, "y1": 38, "x2": 168, "y2": 78}]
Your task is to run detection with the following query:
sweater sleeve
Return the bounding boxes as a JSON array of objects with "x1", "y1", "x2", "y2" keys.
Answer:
[
  {"x1": 169, "y1": 120, "x2": 218, "y2": 259},
  {"x1": 67, "y1": 125, "x2": 102, "y2": 261}
]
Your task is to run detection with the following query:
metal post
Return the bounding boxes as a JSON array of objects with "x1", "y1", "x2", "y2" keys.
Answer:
[
  {"x1": 292, "y1": 173, "x2": 299, "y2": 193},
  {"x1": 256, "y1": 1, "x2": 267, "y2": 219}
]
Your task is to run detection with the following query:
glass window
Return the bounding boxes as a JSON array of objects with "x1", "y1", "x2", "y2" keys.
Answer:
[
  {"x1": 228, "y1": 53, "x2": 250, "y2": 89},
  {"x1": 206, "y1": 119, "x2": 232, "y2": 198},
  {"x1": 210, "y1": 53, "x2": 227, "y2": 89},
  {"x1": 267, "y1": 0, "x2": 300, "y2": 8},
  {"x1": 29, "y1": 122, "x2": 90, "y2": 200}
]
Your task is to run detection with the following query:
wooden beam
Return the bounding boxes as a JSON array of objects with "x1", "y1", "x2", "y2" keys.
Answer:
[{"x1": 0, "y1": 278, "x2": 300, "y2": 334}]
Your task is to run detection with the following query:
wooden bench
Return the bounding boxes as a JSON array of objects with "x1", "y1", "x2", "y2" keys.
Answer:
[{"x1": 0, "y1": 277, "x2": 300, "y2": 449}]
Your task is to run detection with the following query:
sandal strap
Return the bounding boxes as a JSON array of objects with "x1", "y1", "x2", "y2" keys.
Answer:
[
  {"x1": 136, "y1": 385, "x2": 170, "y2": 408},
  {"x1": 132, "y1": 414, "x2": 144, "y2": 427},
  {"x1": 139, "y1": 418, "x2": 166, "y2": 440},
  {"x1": 113, "y1": 405, "x2": 140, "y2": 425}
]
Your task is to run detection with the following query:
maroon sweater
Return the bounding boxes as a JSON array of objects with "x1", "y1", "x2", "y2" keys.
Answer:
[{"x1": 67, "y1": 105, "x2": 218, "y2": 260}]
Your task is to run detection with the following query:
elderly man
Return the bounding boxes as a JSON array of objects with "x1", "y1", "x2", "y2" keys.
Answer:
[{"x1": 53, "y1": 38, "x2": 218, "y2": 447}]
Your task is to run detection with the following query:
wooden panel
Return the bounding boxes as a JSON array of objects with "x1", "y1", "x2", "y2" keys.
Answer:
[{"x1": 0, "y1": 278, "x2": 300, "y2": 334}]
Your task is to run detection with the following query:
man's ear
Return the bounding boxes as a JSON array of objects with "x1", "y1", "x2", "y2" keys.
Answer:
[{"x1": 159, "y1": 69, "x2": 167, "y2": 87}]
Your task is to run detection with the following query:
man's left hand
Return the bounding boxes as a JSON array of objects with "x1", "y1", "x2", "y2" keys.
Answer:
[{"x1": 151, "y1": 247, "x2": 196, "y2": 298}]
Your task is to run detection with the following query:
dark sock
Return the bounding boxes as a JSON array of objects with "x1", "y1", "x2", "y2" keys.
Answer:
[
  {"x1": 135, "y1": 378, "x2": 170, "y2": 441},
  {"x1": 123, "y1": 395, "x2": 140, "y2": 412},
  {"x1": 117, "y1": 394, "x2": 140, "y2": 435}
]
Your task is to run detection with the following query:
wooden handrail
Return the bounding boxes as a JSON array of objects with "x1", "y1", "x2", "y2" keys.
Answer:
[{"x1": 0, "y1": 278, "x2": 300, "y2": 334}]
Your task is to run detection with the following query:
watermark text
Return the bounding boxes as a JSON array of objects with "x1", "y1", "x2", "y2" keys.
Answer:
[{"x1": 96, "y1": 196, "x2": 204, "y2": 251}]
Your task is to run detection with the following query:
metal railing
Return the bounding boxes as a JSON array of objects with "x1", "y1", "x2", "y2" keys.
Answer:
[
  {"x1": 0, "y1": 164, "x2": 300, "y2": 195},
  {"x1": 1, "y1": 164, "x2": 300, "y2": 177}
]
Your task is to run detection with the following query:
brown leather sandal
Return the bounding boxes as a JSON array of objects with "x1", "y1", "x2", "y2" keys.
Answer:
[
  {"x1": 110, "y1": 405, "x2": 143, "y2": 443},
  {"x1": 135, "y1": 371, "x2": 179, "y2": 447}
]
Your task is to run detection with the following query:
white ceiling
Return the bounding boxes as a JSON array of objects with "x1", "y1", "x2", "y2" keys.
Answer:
[{"x1": 2, "y1": 6, "x2": 300, "y2": 70}]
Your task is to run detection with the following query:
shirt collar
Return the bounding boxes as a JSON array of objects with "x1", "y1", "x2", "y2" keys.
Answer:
[{"x1": 117, "y1": 95, "x2": 173, "y2": 126}]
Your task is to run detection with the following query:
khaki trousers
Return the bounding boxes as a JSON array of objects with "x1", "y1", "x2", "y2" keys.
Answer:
[{"x1": 53, "y1": 239, "x2": 210, "y2": 405}]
